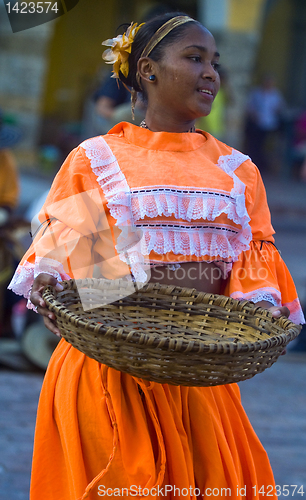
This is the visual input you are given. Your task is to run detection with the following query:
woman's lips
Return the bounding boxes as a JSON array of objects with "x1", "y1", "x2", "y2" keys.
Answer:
[{"x1": 198, "y1": 89, "x2": 214, "y2": 101}]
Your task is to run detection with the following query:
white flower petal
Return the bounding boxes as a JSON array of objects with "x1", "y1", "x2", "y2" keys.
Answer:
[
  {"x1": 102, "y1": 35, "x2": 123, "y2": 47},
  {"x1": 102, "y1": 49, "x2": 117, "y2": 63}
]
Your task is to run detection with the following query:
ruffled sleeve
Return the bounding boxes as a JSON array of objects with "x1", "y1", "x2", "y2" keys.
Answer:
[
  {"x1": 8, "y1": 146, "x2": 125, "y2": 309},
  {"x1": 224, "y1": 164, "x2": 305, "y2": 324}
]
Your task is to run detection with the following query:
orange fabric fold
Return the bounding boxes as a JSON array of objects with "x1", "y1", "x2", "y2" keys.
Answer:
[{"x1": 30, "y1": 340, "x2": 277, "y2": 500}]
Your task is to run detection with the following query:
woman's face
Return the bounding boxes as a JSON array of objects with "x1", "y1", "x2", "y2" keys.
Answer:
[{"x1": 146, "y1": 23, "x2": 220, "y2": 125}]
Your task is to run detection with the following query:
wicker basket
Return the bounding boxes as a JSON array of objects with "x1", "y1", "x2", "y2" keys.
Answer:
[{"x1": 42, "y1": 278, "x2": 301, "y2": 387}]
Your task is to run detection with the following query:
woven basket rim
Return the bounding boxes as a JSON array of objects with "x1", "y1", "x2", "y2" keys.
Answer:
[{"x1": 42, "y1": 279, "x2": 301, "y2": 355}]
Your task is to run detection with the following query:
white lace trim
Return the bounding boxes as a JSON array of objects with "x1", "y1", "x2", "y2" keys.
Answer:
[
  {"x1": 81, "y1": 136, "x2": 132, "y2": 226},
  {"x1": 82, "y1": 136, "x2": 145, "y2": 280},
  {"x1": 230, "y1": 287, "x2": 281, "y2": 307},
  {"x1": 133, "y1": 224, "x2": 249, "y2": 259},
  {"x1": 217, "y1": 150, "x2": 250, "y2": 175},
  {"x1": 131, "y1": 187, "x2": 241, "y2": 224},
  {"x1": 82, "y1": 138, "x2": 252, "y2": 282},
  {"x1": 249, "y1": 293, "x2": 279, "y2": 306},
  {"x1": 216, "y1": 150, "x2": 251, "y2": 233},
  {"x1": 8, "y1": 257, "x2": 70, "y2": 311}
]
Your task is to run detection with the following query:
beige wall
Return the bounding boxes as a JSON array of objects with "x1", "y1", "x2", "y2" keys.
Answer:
[
  {"x1": 228, "y1": 0, "x2": 266, "y2": 32},
  {"x1": 41, "y1": 0, "x2": 118, "y2": 121},
  {"x1": 253, "y1": 0, "x2": 292, "y2": 93}
]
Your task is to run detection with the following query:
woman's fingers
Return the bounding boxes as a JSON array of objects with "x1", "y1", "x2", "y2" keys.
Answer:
[
  {"x1": 43, "y1": 316, "x2": 61, "y2": 338},
  {"x1": 36, "y1": 305, "x2": 56, "y2": 320},
  {"x1": 268, "y1": 306, "x2": 290, "y2": 356},
  {"x1": 269, "y1": 305, "x2": 290, "y2": 318},
  {"x1": 31, "y1": 290, "x2": 46, "y2": 308},
  {"x1": 37, "y1": 305, "x2": 60, "y2": 336},
  {"x1": 30, "y1": 273, "x2": 62, "y2": 307},
  {"x1": 30, "y1": 273, "x2": 63, "y2": 336}
]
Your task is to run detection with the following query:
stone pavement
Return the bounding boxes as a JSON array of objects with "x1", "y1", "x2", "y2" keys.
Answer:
[
  {"x1": 0, "y1": 370, "x2": 43, "y2": 500},
  {"x1": 239, "y1": 353, "x2": 306, "y2": 494}
]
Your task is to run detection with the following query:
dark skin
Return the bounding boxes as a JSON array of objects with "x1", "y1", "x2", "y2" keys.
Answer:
[{"x1": 30, "y1": 23, "x2": 290, "y2": 336}]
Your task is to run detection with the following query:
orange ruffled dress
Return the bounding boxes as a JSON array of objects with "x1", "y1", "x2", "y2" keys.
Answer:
[{"x1": 9, "y1": 123, "x2": 305, "y2": 500}]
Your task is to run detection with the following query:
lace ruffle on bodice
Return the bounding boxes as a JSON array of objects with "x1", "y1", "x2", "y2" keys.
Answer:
[
  {"x1": 82, "y1": 136, "x2": 252, "y2": 282},
  {"x1": 131, "y1": 187, "x2": 241, "y2": 223}
]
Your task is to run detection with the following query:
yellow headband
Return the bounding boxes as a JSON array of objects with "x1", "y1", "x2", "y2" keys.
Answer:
[
  {"x1": 136, "y1": 15, "x2": 195, "y2": 89},
  {"x1": 141, "y1": 15, "x2": 194, "y2": 59}
]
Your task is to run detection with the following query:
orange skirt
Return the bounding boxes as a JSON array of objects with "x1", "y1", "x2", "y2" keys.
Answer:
[{"x1": 30, "y1": 339, "x2": 277, "y2": 500}]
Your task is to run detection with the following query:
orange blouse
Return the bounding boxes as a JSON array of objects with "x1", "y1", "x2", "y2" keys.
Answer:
[{"x1": 9, "y1": 121, "x2": 305, "y2": 324}]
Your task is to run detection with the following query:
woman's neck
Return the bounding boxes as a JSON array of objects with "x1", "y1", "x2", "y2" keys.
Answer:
[
  {"x1": 143, "y1": 110, "x2": 196, "y2": 133},
  {"x1": 140, "y1": 120, "x2": 196, "y2": 133}
]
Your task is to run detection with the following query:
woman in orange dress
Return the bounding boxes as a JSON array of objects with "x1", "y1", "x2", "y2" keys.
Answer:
[{"x1": 9, "y1": 13, "x2": 304, "y2": 500}]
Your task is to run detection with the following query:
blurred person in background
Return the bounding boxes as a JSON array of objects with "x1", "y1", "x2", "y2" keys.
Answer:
[
  {"x1": 244, "y1": 73, "x2": 286, "y2": 173},
  {"x1": 0, "y1": 110, "x2": 20, "y2": 227},
  {"x1": 82, "y1": 68, "x2": 146, "y2": 140},
  {"x1": 291, "y1": 110, "x2": 306, "y2": 182},
  {"x1": 92, "y1": 73, "x2": 130, "y2": 134},
  {"x1": 0, "y1": 110, "x2": 21, "y2": 335}
]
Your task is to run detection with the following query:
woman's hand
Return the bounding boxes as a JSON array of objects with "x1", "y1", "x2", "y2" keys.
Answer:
[
  {"x1": 268, "y1": 305, "x2": 290, "y2": 319},
  {"x1": 269, "y1": 306, "x2": 290, "y2": 355},
  {"x1": 255, "y1": 301, "x2": 290, "y2": 319},
  {"x1": 256, "y1": 302, "x2": 290, "y2": 355},
  {"x1": 30, "y1": 273, "x2": 63, "y2": 337}
]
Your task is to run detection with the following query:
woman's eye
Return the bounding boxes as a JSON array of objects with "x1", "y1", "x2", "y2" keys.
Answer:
[
  {"x1": 212, "y1": 62, "x2": 220, "y2": 71},
  {"x1": 190, "y1": 56, "x2": 201, "y2": 62}
]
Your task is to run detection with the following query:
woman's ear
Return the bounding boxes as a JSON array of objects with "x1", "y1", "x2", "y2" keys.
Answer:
[{"x1": 137, "y1": 57, "x2": 156, "y2": 85}]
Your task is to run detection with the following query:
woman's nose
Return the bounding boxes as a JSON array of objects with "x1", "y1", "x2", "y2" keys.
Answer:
[{"x1": 202, "y1": 63, "x2": 217, "y2": 81}]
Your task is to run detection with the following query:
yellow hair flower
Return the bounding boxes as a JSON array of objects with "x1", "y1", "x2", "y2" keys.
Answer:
[{"x1": 102, "y1": 22, "x2": 144, "y2": 78}]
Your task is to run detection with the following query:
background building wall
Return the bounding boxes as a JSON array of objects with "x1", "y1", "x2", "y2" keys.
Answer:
[
  {"x1": 0, "y1": 2, "x2": 54, "y2": 165},
  {"x1": 255, "y1": 0, "x2": 306, "y2": 110},
  {"x1": 253, "y1": 0, "x2": 292, "y2": 92},
  {"x1": 199, "y1": 0, "x2": 267, "y2": 147},
  {"x1": 41, "y1": 0, "x2": 118, "y2": 122},
  {"x1": 1, "y1": 0, "x2": 305, "y2": 166}
]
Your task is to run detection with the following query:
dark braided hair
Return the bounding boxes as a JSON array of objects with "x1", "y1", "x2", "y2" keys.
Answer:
[{"x1": 119, "y1": 12, "x2": 199, "y2": 94}]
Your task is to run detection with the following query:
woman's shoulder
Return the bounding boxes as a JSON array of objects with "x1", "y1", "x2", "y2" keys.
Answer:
[
  {"x1": 77, "y1": 126, "x2": 126, "y2": 159},
  {"x1": 59, "y1": 132, "x2": 118, "y2": 174},
  {"x1": 47, "y1": 138, "x2": 109, "y2": 196},
  {"x1": 203, "y1": 131, "x2": 259, "y2": 177}
]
